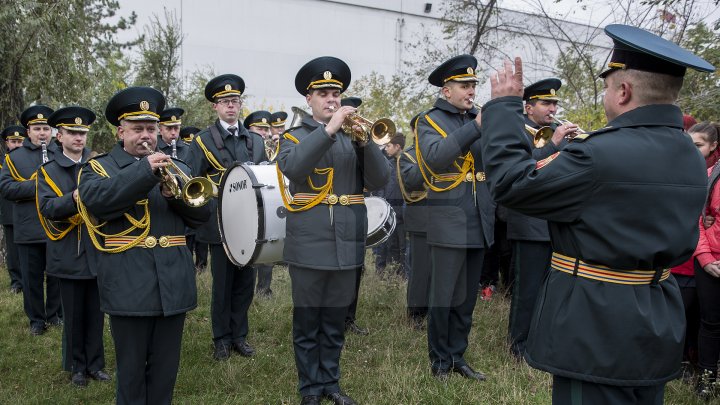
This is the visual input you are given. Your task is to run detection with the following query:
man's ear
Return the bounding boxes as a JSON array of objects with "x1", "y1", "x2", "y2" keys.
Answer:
[{"x1": 618, "y1": 81, "x2": 633, "y2": 106}]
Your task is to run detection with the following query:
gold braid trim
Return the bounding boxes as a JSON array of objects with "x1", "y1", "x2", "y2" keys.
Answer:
[
  {"x1": 195, "y1": 136, "x2": 226, "y2": 187},
  {"x1": 5, "y1": 154, "x2": 36, "y2": 182},
  {"x1": 277, "y1": 165, "x2": 335, "y2": 212},
  {"x1": 396, "y1": 154, "x2": 427, "y2": 204},
  {"x1": 415, "y1": 114, "x2": 475, "y2": 193},
  {"x1": 76, "y1": 159, "x2": 151, "y2": 253},
  {"x1": 36, "y1": 166, "x2": 83, "y2": 241}
]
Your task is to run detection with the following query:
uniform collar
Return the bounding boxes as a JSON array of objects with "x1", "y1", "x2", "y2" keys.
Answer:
[
  {"x1": 111, "y1": 141, "x2": 144, "y2": 168},
  {"x1": 301, "y1": 115, "x2": 323, "y2": 129},
  {"x1": 23, "y1": 137, "x2": 58, "y2": 152},
  {"x1": 54, "y1": 147, "x2": 90, "y2": 167},
  {"x1": 216, "y1": 119, "x2": 248, "y2": 138},
  {"x1": 524, "y1": 115, "x2": 540, "y2": 129},
  {"x1": 433, "y1": 98, "x2": 478, "y2": 117},
  {"x1": 606, "y1": 104, "x2": 683, "y2": 131}
]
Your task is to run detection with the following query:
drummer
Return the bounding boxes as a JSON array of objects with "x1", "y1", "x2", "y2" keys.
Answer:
[
  {"x1": 276, "y1": 56, "x2": 389, "y2": 405},
  {"x1": 187, "y1": 74, "x2": 266, "y2": 361}
]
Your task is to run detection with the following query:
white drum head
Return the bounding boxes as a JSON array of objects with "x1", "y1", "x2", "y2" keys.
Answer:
[
  {"x1": 219, "y1": 165, "x2": 259, "y2": 266},
  {"x1": 365, "y1": 196, "x2": 390, "y2": 234}
]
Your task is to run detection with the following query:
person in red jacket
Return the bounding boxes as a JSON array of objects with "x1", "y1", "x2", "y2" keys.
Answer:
[
  {"x1": 672, "y1": 122, "x2": 719, "y2": 383},
  {"x1": 691, "y1": 122, "x2": 720, "y2": 398}
]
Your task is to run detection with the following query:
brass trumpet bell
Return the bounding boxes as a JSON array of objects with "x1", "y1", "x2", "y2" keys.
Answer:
[
  {"x1": 342, "y1": 114, "x2": 396, "y2": 145},
  {"x1": 525, "y1": 124, "x2": 554, "y2": 148},
  {"x1": 182, "y1": 177, "x2": 216, "y2": 207}
]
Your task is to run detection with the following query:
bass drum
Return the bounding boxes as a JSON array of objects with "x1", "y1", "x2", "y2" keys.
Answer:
[
  {"x1": 365, "y1": 196, "x2": 396, "y2": 248},
  {"x1": 218, "y1": 163, "x2": 286, "y2": 266}
]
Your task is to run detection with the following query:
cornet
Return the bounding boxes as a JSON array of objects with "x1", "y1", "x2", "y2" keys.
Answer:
[
  {"x1": 141, "y1": 142, "x2": 215, "y2": 207},
  {"x1": 328, "y1": 105, "x2": 395, "y2": 145},
  {"x1": 550, "y1": 114, "x2": 586, "y2": 138},
  {"x1": 264, "y1": 138, "x2": 278, "y2": 161}
]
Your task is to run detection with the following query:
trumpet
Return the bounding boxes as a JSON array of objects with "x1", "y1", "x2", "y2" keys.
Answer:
[
  {"x1": 550, "y1": 114, "x2": 586, "y2": 138},
  {"x1": 141, "y1": 142, "x2": 215, "y2": 207},
  {"x1": 264, "y1": 138, "x2": 278, "y2": 161},
  {"x1": 525, "y1": 125, "x2": 554, "y2": 148},
  {"x1": 328, "y1": 105, "x2": 395, "y2": 145}
]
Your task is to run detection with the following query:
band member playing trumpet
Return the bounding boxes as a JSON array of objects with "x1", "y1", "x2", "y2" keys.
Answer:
[
  {"x1": 506, "y1": 78, "x2": 572, "y2": 360},
  {"x1": 77, "y1": 87, "x2": 210, "y2": 404},
  {"x1": 187, "y1": 74, "x2": 266, "y2": 361},
  {"x1": 270, "y1": 111, "x2": 288, "y2": 143},
  {"x1": 0, "y1": 105, "x2": 62, "y2": 336},
  {"x1": 277, "y1": 56, "x2": 389, "y2": 405},
  {"x1": 157, "y1": 107, "x2": 191, "y2": 161},
  {"x1": 415, "y1": 54, "x2": 495, "y2": 381},
  {"x1": 38, "y1": 106, "x2": 110, "y2": 387}
]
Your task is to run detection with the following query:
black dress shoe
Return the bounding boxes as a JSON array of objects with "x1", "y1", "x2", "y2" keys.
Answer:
[
  {"x1": 232, "y1": 341, "x2": 255, "y2": 357},
  {"x1": 89, "y1": 370, "x2": 111, "y2": 381},
  {"x1": 431, "y1": 368, "x2": 450, "y2": 381},
  {"x1": 71, "y1": 372, "x2": 88, "y2": 387},
  {"x1": 47, "y1": 317, "x2": 63, "y2": 327},
  {"x1": 452, "y1": 364, "x2": 486, "y2": 381},
  {"x1": 30, "y1": 324, "x2": 46, "y2": 336},
  {"x1": 345, "y1": 320, "x2": 369, "y2": 335},
  {"x1": 213, "y1": 341, "x2": 230, "y2": 361},
  {"x1": 299, "y1": 395, "x2": 321, "y2": 405},
  {"x1": 324, "y1": 392, "x2": 357, "y2": 405}
]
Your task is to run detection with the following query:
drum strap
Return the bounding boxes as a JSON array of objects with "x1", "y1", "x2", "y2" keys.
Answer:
[{"x1": 209, "y1": 124, "x2": 234, "y2": 168}]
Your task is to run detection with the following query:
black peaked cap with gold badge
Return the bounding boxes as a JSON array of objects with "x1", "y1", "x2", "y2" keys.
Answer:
[
  {"x1": 600, "y1": 24, "x2": 715, "y2": 78},
  {"x1": 159, "y1": 107, "x2": 185, "y2": 127},
  {"x1": 243, "y1": 110, "x2": 273, "y2": 129},
  {"x1": 340, "y1": 97, "x2": 362, "y2": 108},
  {"x1": 204, "y1": 74, "x2": 245, "y2": 102},
  {"x1": 48, "y1": 106, "x2": 96, "y2": 132},
  {"x1": 180, "y1": 126, "x2": 200, "y2": 142},
  {"x1": 295, "y1": 56, "x2": 351, "y2": 95},
  {"x1": 270, "y1": 111, "x2": 288, "y2": 128},
  {"x1": 20, "y1": 105, "x2": 54, "y2": 128},
  {"x1": 105, "y1": 87, "x2": 165, "y2": 127},
  {"x1": 428, "y1": 54, "x2": 479, "y2": 87},
  {"x1": 523, "y1": 78, "x2": 562, "y2": 102},
  {"x1": 1, "y1": 125, "x2": 27, "y2": 141}
]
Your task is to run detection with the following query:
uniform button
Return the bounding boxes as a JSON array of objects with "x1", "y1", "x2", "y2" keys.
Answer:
[{"x1": 144, "y1": 236, "x2": 158, "y2": 248}]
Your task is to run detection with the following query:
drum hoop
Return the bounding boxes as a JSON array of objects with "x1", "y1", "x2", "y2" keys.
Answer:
[{"x1": 218, "y1": 162, "x2": 266, "y2": 267}]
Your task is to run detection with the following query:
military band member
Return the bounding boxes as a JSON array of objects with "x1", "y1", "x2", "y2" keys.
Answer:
[
  {"x1": 188, "y1": 74, "x2": 265, "y2": 361},
  {"x1": 506, "y1": 78, "x2": 575, "y2": 360},
  {"x1": 0, "y1": 105, "x2": 62, "y2": 335},
  {"x1": 157, "y1": 108, "x2": 191, "y2": 161},
  {"x1": 277, "y1": 56, "x2": 389, "y2": 405},
  {"x1": 38, "y1": 106, "x2": 109, "y2": 387},
  {"x1": 180, "y1": 126, "x2": 200, "y2": 144},
  {"x1": 1, "y1": 125, "x2": 25, "y2": 294},
  {"x1": 481, "y1": 25, "x2": 714, "y2": 403},
  {"x1": 415, "y1": 54, "x2": 495, "y2": 381},
  {"x1": 270, "y1": 111, "x2": 288, "y2": 143},
  {"x1": 398, "y1": 114, "x2": 430, "y2": 329},
  {"x1": 77, "y1": 87, "x2": 210, "y2": 404}
]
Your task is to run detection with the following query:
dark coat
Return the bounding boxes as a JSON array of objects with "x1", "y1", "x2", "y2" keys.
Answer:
[
  {"x1": 416, "y1": 98, "x2": 495, "y2": 248},
  {"x1": 397, "y1": 146, "x2": 427, "y2": 234},
  {"x1": 0, "y1": 151, "x2": 13, "y2": 226},
  {"x1": 77, "y1": 142, "x2": 210, "y2": 316},
  {"x1": 276, "y1": 115, "x2": 389, "y2": 270},
  {"x1": 0, "y1": 138, "x2": 58, "y2": 243},
  {"x1": 481, "y1": 97, "x2": 706, "y2": 385},
  {"x1": 188, "y1": 119, "x2": 266, "y2": 244},
  {"x1": 37, "y1": 148, "x2": 95, "y2": 279}
]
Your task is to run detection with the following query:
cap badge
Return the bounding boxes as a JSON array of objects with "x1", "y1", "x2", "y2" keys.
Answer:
[
  {"x1": 467, "y1": 67, "x2": 474, "y2": 74},
  {"x1": 262, "y1": 117, "x2": 267, "y2": 124},
  {"x1": 550, "y1": 89, "x2": 556, "y2": 95},
  {"x1": 224, "y1": 84, "x2": 232, "y2": 91},
  {"x1": 171, "y1": 115, "x2": 177, "y2": 121},
  {"x1": 323, "y1": 71, "x2": 333, "y2": 80},
  {"x1": 75, "y1": 117, "x2": 82, "y2": 125},
  {"x1": 140, "y1": 101, "x2": 150, "y2": 111},
  {"x1": 37, "y1": 114, "x2": 44, "y2": 119},
  {"x1": 13, "y1": 131, "x2": 19, "y2": 136}
]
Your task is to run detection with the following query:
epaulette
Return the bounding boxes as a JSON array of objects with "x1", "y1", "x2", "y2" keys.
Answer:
[{"x1": 571, "y1": 126, "x2": 615, "y2": 143}]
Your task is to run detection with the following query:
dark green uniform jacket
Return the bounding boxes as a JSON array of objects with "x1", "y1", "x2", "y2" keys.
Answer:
[
  {"x1": 481, "y1": 97, "x2": 706, "y2": 386},
  {"x1": 158, "y1": 136, "x2": 192, "y2": 162},
  {"x1": 276, "y1": 115, "x2": 389, "y2": 270},
  {"x1": 397, "y1": 146, "x2": 427, "y2": 234},
  {"x1": 0, "y1": 138, "x2": 57, "y2": 243},
  {"x1": 416, "y1": 99, "x2": 495, "y2": 248},
  {"x1": 506, "y1": 117, "x2": 565, "y2": 242},
  {"x1": 188, "y1": 120, "x2": 266, "y2": 244},
  {"x1": 37, "y1": 148, "x2": 95, "y2": 279},
  {"x1": 78, "y1": 142, "x2": 210, "y2": 316}
]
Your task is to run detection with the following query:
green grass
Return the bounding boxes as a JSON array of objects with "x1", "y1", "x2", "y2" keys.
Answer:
[{"x1": 0, "y1": 254, "x2": 707, "y2": 404}]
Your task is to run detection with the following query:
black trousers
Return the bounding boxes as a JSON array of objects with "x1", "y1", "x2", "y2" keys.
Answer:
[
  {"x1": 552, "y1": 375, "x2": 664, "y2": 405},
  {"x1": 427, "y1": 246, "x2": 483, "y2": 371},
  {"x1": 508, "y1": 240, "x2": 552, "y2": 358},
  {"x1": 110, "y1": 314, "x2": 186, "y2": 405},
  {"x1": 675, "y1": 273, "x2": 699, "y2": 364},
  {"x1": 255, "y1": 263, "x2": 273, "y2": 295},
  {"x1": 290, "y1": 265, "x2": 356, "y2": 396},
  {"x1": 17, "y1": 242, "x2": 61, "y2": 328},
  {"x1": 210, "y1": 244, "x2": 255, "y2": 344},
  {"x1": 3, "y1": 225, "x2": 21, "y2": 289},
  {"x1": 374, "y1": 220, "x2": 407, "y2": 277},
  {"x1": 185, "y1": 234, "x2": 209, "y2": 268},
  {"x1": 406, "y1": 232, "x2": 431, "y2": 318},
  {"x1": 695, "y1": 261, "x2": 720, "y2": 373},
  {"x1": 59, "y1": 278, "x2": 105, "y2": 374},
  {"x1": 345, "y1": 267, "x2": 363, "y2": 323}
]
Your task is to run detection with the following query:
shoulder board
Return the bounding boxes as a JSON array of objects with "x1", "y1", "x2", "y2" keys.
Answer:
[
  {"x1": 39, "y1": 159, "x2": 58, "y2": 169},
  {"x1": 88, "y1": 152, "x2": 109, "y2": 161},
  {"x1": 283, "y1": 132, "x2": 300, "y2": 144},
  {"x1": 571, "y1": 126, "x2": 615, "y2": 143}
]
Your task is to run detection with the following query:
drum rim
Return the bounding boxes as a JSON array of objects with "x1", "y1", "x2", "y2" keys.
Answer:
[{"x1": 218, "y1": 162, "x2": 266, "y2": 266}]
